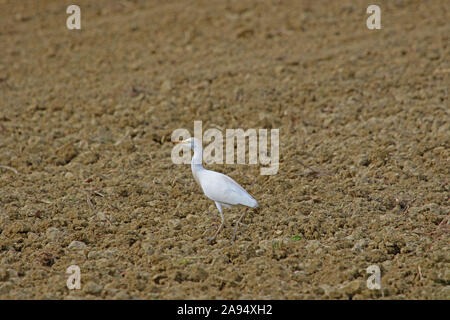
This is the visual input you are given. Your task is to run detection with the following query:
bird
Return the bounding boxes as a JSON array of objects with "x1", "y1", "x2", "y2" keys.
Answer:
[{"x1": 172, "y1": 137, "x2": 258, "y2": 243}]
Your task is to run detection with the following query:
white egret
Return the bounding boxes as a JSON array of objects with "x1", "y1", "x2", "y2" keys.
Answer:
[{"x1": 172, "y1": 137, "x2": 258, "y2": 243}]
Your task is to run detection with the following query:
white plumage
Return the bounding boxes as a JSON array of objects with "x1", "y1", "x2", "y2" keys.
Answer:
[
  {"x1": 173, "y1": 137, "x2": 258, "y2": 242},
  {"x1": 197, "y1": 170, "x2": 258, "y2": 208}
]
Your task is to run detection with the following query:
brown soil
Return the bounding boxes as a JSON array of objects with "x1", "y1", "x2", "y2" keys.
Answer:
[{"x1": 0, "y1": 0, "x2": 449, "y2": 299}]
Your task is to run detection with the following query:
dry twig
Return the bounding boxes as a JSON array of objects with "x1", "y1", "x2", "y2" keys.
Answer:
[
  {"x1": 0, "y1": 165, "x2": 18, "y2": 174},
  {"x1": 395, "y1": 198, "x2": 416, "y2": 215},
  {"x1": 418, "y1": 265, "x2": 423, "y2": 281}
]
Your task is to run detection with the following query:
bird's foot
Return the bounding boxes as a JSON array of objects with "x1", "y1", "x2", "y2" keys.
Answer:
[
  {"x1": 232, "y1": 227, "x2": 239, "y2": 242},
  {"x1": 207, "y1": 223, "x2": 223, "y2": 244},
  {"x1": 206, "y1": 223, "x2": 220, "y2": 233},
  {"x1": 207, "y1": 235, "x2": 217, "y2": 244},
  {"x1": 232, "y1": 213, "x2": 248, "y2": 242},
  {"x1": 231, "y1": 221, "x2": 248, "y2": 242},
  {"x1": 233, "y1": 223, "x2": 247, "y2": 242}
]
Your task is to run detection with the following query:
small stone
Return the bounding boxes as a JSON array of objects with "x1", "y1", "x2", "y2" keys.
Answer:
[
  {"x1": 46, "y1": 227, "x2": 62, "y2": 242},
  {"x1": 152, "y1": 274, "x2": 167, "y2": 284},
  {"x1": 174, "y1": 271, "x2": 188, "y2": 283},
  {"x1": 359, "y1": 154, "x2": 370, "y2": 166},
  {"x1": 319, "y1": 284, "x2": 333, "y2": 296},
  {"x1": 141, "y1": 242, "x2": 155, "y2": 255},
  {"x1": 327, "y1": 287, "x2": 342, "y2": 299},
  {"x1": 255, "y1": 249, "x2": 265, "y2": 256},
  {"x1": 186, "y1": 214, "x2": 197, "y2": 222},
  {"x1": 6, "y1": 269, "x2": 18, "y2": 278},
  {"x1": 188, "y1": 266, "x2": 208, "y2": 282},
  {"x1": 305, "y1": 240, "x2": 321, "y2": 250},
  {"x1": 104, "y1": 249, "x2": 118, "y2": 258},
  {"x1": 87, "y1": 251, "x2": 101, "y2": 259},
  {"x1": 115, "y1": 290, "x2": 130, "y2": 299},
  {"x1": 0, "y1": 283, "x2": 13, "y2": 295},
  {"x1": 352, "y1": 239, "x2": 368, "y2": 252},
  {"x1": 6, "y1": 222, "x2": 31, "y2": 235},
  {"x1": 55, "y1": 143, "x2": 78, "y2": 165},
  {"x1": 0, "y1": 268, "x2": 8, "y2": 281},
  {"x1": 275, "y1": 65, "x2": 285, "y2": 75},
  {"x1": 168, "y1": 219, "x2": 182, "y2": 230},
  {"x1": 84, "y1": 281, "x2": 103, "y2": 295},
  {"x1": 64, "y1": 172, "x2": 74, "y2": 179},
  {"x1": 352, "y1": 294, "x2": 365, "y2": 300},
  {"x1": 340, "y1": 280, "x2": 362, "y2": 296},
  {"x1": 76, "y1": 151, "x2": 99, "y2": 165},
  {"x1": 68, "y1": 240, "x2": 87, "y2": 250},
  {"x1": 160, "y1": 80, "x2": 172, "y2": 94},
  {"x1": 129, "y1": 61, "x2": 141, "y2": 71},
  {"x1": 96, "y1": 212, "x2": 107, "y2": 221}
]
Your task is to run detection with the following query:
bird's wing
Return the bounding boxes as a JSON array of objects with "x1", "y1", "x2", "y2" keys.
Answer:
[{"x1": 199, "y1": 170, "x2": 258, "y2": 208}]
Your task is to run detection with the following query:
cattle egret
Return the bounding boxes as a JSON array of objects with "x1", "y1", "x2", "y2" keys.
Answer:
[{"x1": 172, "y1": 137, "x2": 258, "y2": 243}]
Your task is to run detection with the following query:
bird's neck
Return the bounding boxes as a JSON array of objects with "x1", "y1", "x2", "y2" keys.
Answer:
[
  {"x1": 191, "y1": 145, "x2": 204, "y2": 184},
  {"x1": 191, "y1": 145, "x2": 204, "y2": 170}
]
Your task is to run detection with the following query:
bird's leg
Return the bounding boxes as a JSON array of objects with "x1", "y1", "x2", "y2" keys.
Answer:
[
  {"x1": 208, "y1": 202, "x2": 225, "y2": 244},
  {"x1": 207, "y1": 214, "x2": 224, "y2": 243},
  {"x1": 237, "y1": 221, "x2": 248, "y2": 227},
  {"x1": 233, "y1": 211, "x2": 247, "y2": 242}
]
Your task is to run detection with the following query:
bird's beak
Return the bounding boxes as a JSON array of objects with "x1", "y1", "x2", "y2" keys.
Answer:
[{"x1": 171, "y1": 140, "x2": 184, "y2": 144}]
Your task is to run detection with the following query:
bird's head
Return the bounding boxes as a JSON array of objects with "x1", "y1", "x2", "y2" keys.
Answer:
[{"x1": 171, "y1": 137, "x2": 200, "y2": 150}]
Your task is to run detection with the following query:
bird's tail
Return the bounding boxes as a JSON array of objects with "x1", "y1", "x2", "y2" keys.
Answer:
[{"x1": 246, "y1": 197, "x2": 258, "y2": 208}]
